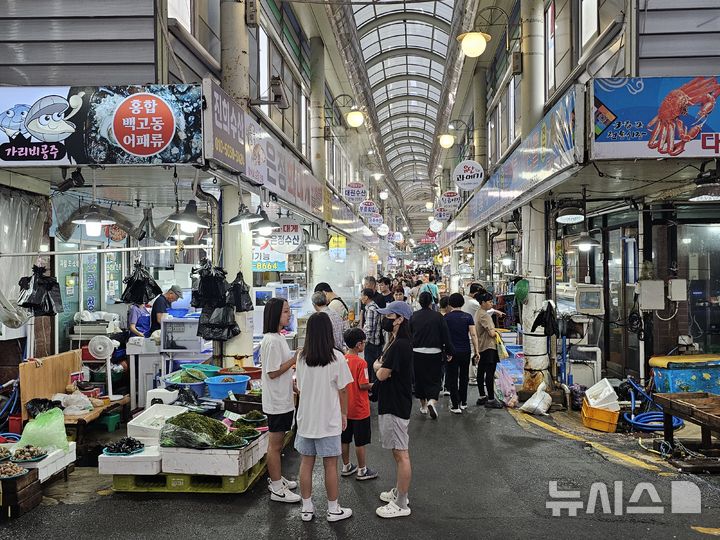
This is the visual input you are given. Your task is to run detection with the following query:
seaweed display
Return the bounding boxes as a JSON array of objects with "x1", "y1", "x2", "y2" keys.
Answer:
[
  {"x1": 216, "y1": 431, "x2": 247, "y2": 447},
  {"x1": 166, "y1": 412, "x2": 227, "y2": 441}
]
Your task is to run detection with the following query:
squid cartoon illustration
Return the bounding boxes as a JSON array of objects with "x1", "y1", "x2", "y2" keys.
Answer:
[
  {"x1": 0, "y1": 104, "x2": 30, "y2": 139},
  {"x1": 23, "y1": 92, "x2": 85, "y2": 143}
]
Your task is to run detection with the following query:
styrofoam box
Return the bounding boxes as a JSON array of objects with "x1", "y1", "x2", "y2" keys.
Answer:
[
  {"x1": 243, "y1": 433, "x2": 268, "y2": 471},
  {"x1": 127, "y1": 404, "x2": 189, "y2": 441},
  {"x1": 99, "y1": 445, "x2": 162, "y2": 476},
  {"x1": 161, "y1": 446, "x2": 246, "y2": 476}
]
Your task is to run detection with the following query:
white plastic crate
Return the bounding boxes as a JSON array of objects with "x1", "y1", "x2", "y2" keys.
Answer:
[
  {"x1": 161, "y1": 447, "x2": 246, "y2": 476},
  {"x1": 99, "y1": 445, "x2": 162, "y2": 476},
  {"x1": 127, "y1": 404, "x2": 188, "y2": 442}
]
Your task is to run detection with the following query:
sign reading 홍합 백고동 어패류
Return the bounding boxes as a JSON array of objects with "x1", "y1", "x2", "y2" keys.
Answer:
[{"x1": 0, "y1": 85, "x2": 202, "y2": 166}]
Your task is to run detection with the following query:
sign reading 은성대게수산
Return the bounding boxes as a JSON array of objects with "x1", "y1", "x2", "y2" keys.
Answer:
[
  {"x1": 0, "y1": 85, "x2": 202, "y2": 166},
  {"x1": 269, "y1": 219, "x2": 303, "y2": 254},
  {"x1": 592, "y1": 76, "x2": 720, "y2": 159},
  {"x1": 202, "y1": 79, "x2": 245, "y2": 173}
]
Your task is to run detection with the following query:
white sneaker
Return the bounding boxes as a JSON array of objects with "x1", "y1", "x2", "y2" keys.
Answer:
[
  {"x1": 326, "y1": 506, "x2": 353, "y2": 522},
  {"x1": 268, "y1": 477, "x2": 298, "y2": 491},
  {"x1": 441, "y1": 390, "x2": 450, "y2": 396},
  {"x1": 270, "y1": 484, "x2": 302, "y2": 503},
  {"x1": 449, "y1": 407, "x2": 462, "y2": 414},
  {"x1": 376, "y1": 500, "x2": 411, "y2": 518},
  {"x1": 460, "y1": 403, "x2": 468, "y2": 410},
  {"x1": 379, "y1": 487, "x2": 410, "y2": 506},
  {"x1": 419, "y1": 407, "x2": 428, "y2": 415},
  {"x1": 301, "y1": 507, "x2": 315, "y2": 522}
]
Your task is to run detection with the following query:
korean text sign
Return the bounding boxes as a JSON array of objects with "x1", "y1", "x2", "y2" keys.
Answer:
[
  {"x1": 592, "y1": 77, "x2": 720, "y2": 159},
  {"x1": 202, "y1": 79, "x2": 246, "y2": 173},
  {"x1": 0, "y1": 85, "x2": 202, "y2": 166}
]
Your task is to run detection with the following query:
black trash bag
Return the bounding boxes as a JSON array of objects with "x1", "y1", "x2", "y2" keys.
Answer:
[
  {"x1": 18, "y1": 266, "x2": 64, "y2": 316},
  {"x1": 531, "y1": 301, "x2": 559, "y2": 337},
  {"x1": 569, "y1": 384, "x2": 587, "y2": 411},
  {"x1": 121, "y1": 262, "x2": 162, "y2": 304},
  {"x1": 227, "y1": 272, "x2": 254, "y2": 313},
  {"x1": 26, "y1": 398, "x2": 62, "y2": 418},
  {"x1": 191, "y1": 259, "x2": 228, "y2": 309},
  {"x1": 198, "y1": 305, "x2": 240, "y2": 342}
]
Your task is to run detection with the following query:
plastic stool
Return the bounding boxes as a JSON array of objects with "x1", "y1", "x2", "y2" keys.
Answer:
[{"x1": 98, "y1": 412, "x2": 121, "y2": 433}]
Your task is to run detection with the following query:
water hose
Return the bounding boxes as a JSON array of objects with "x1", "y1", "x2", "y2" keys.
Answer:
[{"x1": 624, "y1": 411, "x2": 683, "y2": 432}]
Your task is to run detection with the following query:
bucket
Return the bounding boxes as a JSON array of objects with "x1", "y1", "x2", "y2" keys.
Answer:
[
  {"x1": 163, "y1": 376, "x2": 206, "y2": 397},
  {"x1": 218, "y1": 367, "x2": 262, "y2": 380},
  {"x1": 205, "y1": 375, "x2": 251, "y2": 399},
  {"x1": 181, "y1": 363, "x2": 222, "y2": 376}
]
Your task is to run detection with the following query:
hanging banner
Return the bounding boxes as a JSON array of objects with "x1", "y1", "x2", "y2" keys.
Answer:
[
  {"x1": 269, "y1": 218, "x2": 303, "y2": 254},
  {"x1": 453, "y1": 160, "x2": 485, "y2": 191},
  {"x1": 437, "y1": 85, "x2": 584, "y2": 248},
  {"x1": 252, "y1": 241, "x2": 288, "y2": 272},
  {"x1": 358, "y1": 200, "x2": 378, "y2": 217},
  {"x1": 0, "y1": 85, "x2": 203, "y2": 166},
  {"x1": 440, "y1": 191, "x2": 462, "y2": 211},
  {"x1": 202, "y1": 79, "x2": 245, "y2": 174},
  {"x1": 244, "y1": 113, "x2": 267, "y2": 186},
  {"x1": 592, "y1": 76, "x2": 720, "y2": 159},
  {"x1": 367, "y1": 212, "x2": 384, "y2": 228},
  {"x1": 329, "y1": 234, "x2": 347, "y2": 262},
  {"x1": 434, "y1": 207, "x2": 451, "y2": 222},
  {"x1": 343, "y1": 182, "x2": 367, "y2": 204}
]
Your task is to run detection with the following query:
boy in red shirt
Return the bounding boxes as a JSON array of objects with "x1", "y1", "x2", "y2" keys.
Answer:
[{"x1": 340, "y1": 328, "x2": 378, "y2": 481}]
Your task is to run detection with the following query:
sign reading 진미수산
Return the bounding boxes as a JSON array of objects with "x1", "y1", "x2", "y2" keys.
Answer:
[
  {"x1": 202, "y1": 79, "x2": 245, "y2": 173},
  {"x1": 0, "y1": 85, "x2": 203, "y2": 166},
  {"x1": 592, "y1": 76, "x2": 720, "y2": 159}
]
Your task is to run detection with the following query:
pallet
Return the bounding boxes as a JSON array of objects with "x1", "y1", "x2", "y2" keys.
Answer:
[
  {"x1": 112, "y1": 457, "x2": 267, "y2": 493},
  {"x1": 669, "y1": 457, "x2": 720, "y2": 474}
]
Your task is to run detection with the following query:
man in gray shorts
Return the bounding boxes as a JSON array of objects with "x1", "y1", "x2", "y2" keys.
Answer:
[{"x1": 373, "y1": 301, "x2": 414, "y2": 518}]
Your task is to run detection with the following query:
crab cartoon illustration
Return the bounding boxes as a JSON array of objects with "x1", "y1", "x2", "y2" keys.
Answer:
[
  {"x1": 0, "y1": 104, "x2": 30, "y2": 139},
  {"x1": 24, "y1": 92, "x2": 85, "y2": 143},
  {"x1": 647, "y1": 76, "x2": 720, "y2": 156}
]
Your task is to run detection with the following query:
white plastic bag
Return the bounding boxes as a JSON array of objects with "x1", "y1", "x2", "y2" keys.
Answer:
[
  {"x1": 520, "y1": 381, "x2": 552, "y2": 415},
  {"x1": 52, "y1": 391, "x2": 93, "y2": 416}
]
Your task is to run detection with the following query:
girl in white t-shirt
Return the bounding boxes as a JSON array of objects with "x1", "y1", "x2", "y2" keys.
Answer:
[
  {"x1": 260, "y1": 298, "x2": 301, "y2": 504},
  {"x1": 295, "y1": 312, "x2": 354, "y2": 523}
]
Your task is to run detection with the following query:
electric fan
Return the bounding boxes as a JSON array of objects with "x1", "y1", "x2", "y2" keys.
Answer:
[{"x1": 88, "y1": 335, "x2": 123, "y2": 401}]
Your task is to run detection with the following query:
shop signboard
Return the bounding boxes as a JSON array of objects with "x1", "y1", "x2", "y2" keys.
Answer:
[
  {"x1": 376, "y1": 224, "x2": 389, "y2": 237},
  {"x1": 367, "y1": 212, "x2": 384, "y2": 228},
  {"x1": 440, "y1": 191, "x2": 462, "y2": 210},
  {"x1": 244, "y1": 113, "x2": 268, "y2": 185},
  {"x1": 592, "y1": 76, "x2": 720, "y2": 159},
  {"x1": 269, "y1": 218, "x2": 303, "y2": 254},
  {"x1": 358, "y1": 200, "x2": 377, "y2": 217},
  {"x1": 252, "y1": 241, "x2": 288, "y2": 272},
  {"x1": 329, "y1": 234, "x2": 346, "y2": 262},
  {"x1": 392, "y1": 231, "x2": 404, "y2": 243},
  {"x1": 0, "y1": 85, "x2": 202, "y2": 166},
  {"x1": 434, "y1": 207, "x2": 451, "y2": 222},
  {"x1": 438, "y1": 85, "x2": 584, "y2": 248},
  {"x1": 453, "y1": 160, "x2": 485, "y2": 192},
  {"x1": 343, "y1": 182, "x2": 367, "y2": 204},
  {"x1": 202, "y1": 79, "x2": 245, "y2": 173}
]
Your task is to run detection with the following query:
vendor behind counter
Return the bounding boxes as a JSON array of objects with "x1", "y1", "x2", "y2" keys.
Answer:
[{"x1": 150, "y1": 285, "x2": 184, "y2": 334}]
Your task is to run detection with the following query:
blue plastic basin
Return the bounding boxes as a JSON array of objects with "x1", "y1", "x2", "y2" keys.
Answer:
[{"x1": 205, "y1": 375, "x2": 251, "y2": 399}]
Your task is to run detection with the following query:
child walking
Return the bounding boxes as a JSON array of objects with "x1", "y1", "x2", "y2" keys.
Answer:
[
  {"x1": 340, "y1": 328, "x2": 378, "y2": 481},
  {"x1": 295, "y1": 312, "x2": 354, "y2": 522}
]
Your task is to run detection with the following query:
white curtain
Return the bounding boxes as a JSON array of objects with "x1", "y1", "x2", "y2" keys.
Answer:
[{"x1": 0, "y1": 186, "x2": 46, "y2": 298}]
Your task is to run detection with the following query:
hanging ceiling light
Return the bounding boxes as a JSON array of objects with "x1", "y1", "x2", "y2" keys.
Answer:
[
  {"x1": 439, "y1": 134, "x2": 455, "y2": 149},
  {"x1": 345, "y1": 108, "x2": 365, "y2": 128},
  {"x1": 425, "y1": 201, "x2": 434, "y2": 211},
  {"x1": 229, "y1": 190, "x2": 263, "y2": 226},
  {"x1": 689, "y1": 160, "x2": 720, "y2": 202},
  {"x1": 555, "y1": 205, "x2": 585, "y2": 224},
  {"x1": 168, "y1": 200, "x2": 209, "y2": 234},
  {"x1": 250, "y1": 207, "x2": 281, "y2": 236},
  {"x1": 72, "y1": 204, "x2": 116, "y2": 237},
  {"x1": 427, "y1": 215, "x2": 434, "y2": 222},
  {"x1": 379, "y1": 189, "x2": 389, "y2": 201},
  {"x1": 571, "y1": 231, "x2": 602, "y2": 252},
  {"x1": 457, "y1": 31, "x2": 492, "y2": 57},
  {"x1": 168, "y1": 232, "x2": 190, "y2": 241},
  {"x1": 500, "y1": 252, "x2": 514, "y2": 266},
  {"x1": 402, "y1": 226, "x2": 408, "y2": 232}
]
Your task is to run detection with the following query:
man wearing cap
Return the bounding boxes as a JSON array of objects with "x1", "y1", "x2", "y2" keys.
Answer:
[
  {"x1": 373, "y1": 301, "x2": 413, "y2": 519},
  {"x1": 150, "y1": 285, "x2": 183, "y2": 334}
]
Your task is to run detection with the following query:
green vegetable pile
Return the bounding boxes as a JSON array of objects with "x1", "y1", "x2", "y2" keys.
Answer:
[
  {"x1": 216, "y1": 431, "x2": 247, "y2": 447},
  {"x1": 244, "y1": 410, "x2": 265, "y2": 420},
  {"x1": 179, "y1": 369, "x2": 207, "y2": 383},
  {"x1": 167, "y1": 412, "x2": 227, "y2": 440},
  {"x1": 234, "y1": 426, "x2": 260, "y2": 438},
  {"x1": 223, "y1": 366, "x2": 246, "y2": 373}
]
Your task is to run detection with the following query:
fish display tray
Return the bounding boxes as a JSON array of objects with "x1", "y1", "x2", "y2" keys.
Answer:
[{"x1": 111, "y1": 458, "x2": 266, "y2": 494}]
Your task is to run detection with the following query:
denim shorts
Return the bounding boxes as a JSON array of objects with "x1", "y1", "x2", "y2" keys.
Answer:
[{"x1": 294, "y1": 434, "x2": 342, "y2": 457}]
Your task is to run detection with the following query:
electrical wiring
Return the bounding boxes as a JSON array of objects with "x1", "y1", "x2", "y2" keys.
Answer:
[
  {"x1": 655, "y1": 302, "x2": 679, "y2": 322},
  {"x1": 586, "y1": 164, "x2": 699, "y2": 196}
]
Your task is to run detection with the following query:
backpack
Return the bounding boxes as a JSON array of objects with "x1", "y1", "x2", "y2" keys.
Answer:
[
  {"x1": 329, "y1": 297, "x2": 350, "y2": 330},
  {"x1": 420, "y1": 283, "x2": 438, "y2": 304}
]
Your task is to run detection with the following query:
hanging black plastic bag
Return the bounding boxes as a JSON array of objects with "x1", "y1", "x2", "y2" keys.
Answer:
[
  {"x1": 228, "y1": 272, "x2": 253, "y2": 313},
  {"x1": 121, "y1": 262, "x2": 162, "y2": 304}
]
